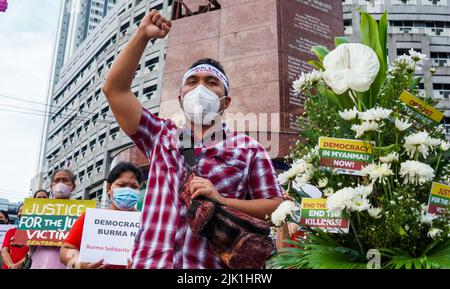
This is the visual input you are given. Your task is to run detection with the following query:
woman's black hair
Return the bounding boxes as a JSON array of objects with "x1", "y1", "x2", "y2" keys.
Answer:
[
  {"x1": 0, "y1": 210, "x2": 9, "y2": 223},
  {"x1": 107, "y1": 162, "x2": 143, "y2": 184},
  {"x1": 33, "y1": 189, "x2": 50, "y2": 198}
]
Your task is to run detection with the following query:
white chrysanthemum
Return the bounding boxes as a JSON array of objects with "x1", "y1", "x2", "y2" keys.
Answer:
[
  {"x1": 380, "y1": 152, "x2": 399, "y2": 163},
  {"x1": 277, "y1": 171, "x2": 291, "y2": 185},
  {"x1": 271, "y1": 200, "x2": 296, "y2": 226},
  {"x1": 420, "y1": 213, "x2": 438, "y2": 225},
  {"x1": 440, "y1": 141, "x2": 450, "y2": 152},
  {"x1": 427, "y1": 228, "x2": 443, "y2": 239},
  {"x1": 436, "y1": 124, "x2": 446, "y2": 135},
  {"x1": 326, "y1": 184, "x2": 373, "y2": 214},
  {"x1": 318, "y1": 178, "x2": 328, "y2": 188},
  {"x1": 362, "y1": 163, "x2": 394, "y2": 183},
  {"x1": 408, "y1": 49, "x2": 427, "y2": 63},
  {"x1": 351, "y1": 121, "x2": 380, "y2": 138},
  {"x1": 399, "y1": 160, "x2": 435, "y2": 185},
  {"x1": 393, "y1": 55, "x2": 416, "y2": 72},
  {"x1": 367, "y1": 206, "x2": 382, "y2": 219},
  {"x1": 292, "y1": 70, "x2": 323, "y2": 93},
  {"x1": 395, "y1": 118, "x2": 412, "y2": 131},
  {"x1": 403, "y1": 131, "x2": 441, "y2": 159},
  {"x1": 277, "y1": 159, "x2": 315, "y2": 185},
  {"x1": 323, "y1": 187, "x2": 334, "y2": 197},
  {"x1": 293, "y1": 174, "x2": 312, "y2": 189},
  {"x1": 348, "y1": 195, "x2": 371, "y2": 212},
  {"x1": 338, "y1": 107, "x2": 359, "y2": 121},
  {"x1": 358, "y1": 107, "x2": 392, "y2": 121}
]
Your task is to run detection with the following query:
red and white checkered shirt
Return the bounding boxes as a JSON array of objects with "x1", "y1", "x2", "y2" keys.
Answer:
[{"x1": 129, "y1": 108, "x2": 283, "y2": 269}]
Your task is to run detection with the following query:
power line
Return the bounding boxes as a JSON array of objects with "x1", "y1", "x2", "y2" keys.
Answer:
[
  {"x1": 0, "y1": 102, "x2": 116, "y2": 123},
  {"x1": 0, "y1": 93, "x2": 115, "y2": 120},
  {"x1": 0, "y1": 107, "x2": 115, "y2": 124}
]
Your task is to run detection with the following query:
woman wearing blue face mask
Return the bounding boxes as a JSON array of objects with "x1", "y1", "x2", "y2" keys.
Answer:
[{"x1": 59, "y1": 162, "x2": 143, "y2": 269}]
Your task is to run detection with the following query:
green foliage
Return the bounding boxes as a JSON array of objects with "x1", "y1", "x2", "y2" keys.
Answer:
[{"x1": 359, "y1": 10, "x2": 388, "y2": 108}]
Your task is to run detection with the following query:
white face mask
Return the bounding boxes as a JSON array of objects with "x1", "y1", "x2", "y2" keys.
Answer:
[
  {"x1": 52, "y1": 183, "x2": 73, "y2": 199},
  {"x1": 182, "y1": 85, "x2": 226, "y2": 126}
]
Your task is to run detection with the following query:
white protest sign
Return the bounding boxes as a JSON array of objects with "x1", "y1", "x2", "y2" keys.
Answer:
[
  {"x1": 0, "y1": 225, "x2": 16, "y2": 244},
  {"x1": 79, "y1": 208, "x2": 141, "y2": 266}
]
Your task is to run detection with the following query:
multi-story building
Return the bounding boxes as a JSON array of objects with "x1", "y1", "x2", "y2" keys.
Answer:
[
  {"x1": 34, "y1": 0, "x2": 173, "y2": 202},
  {"x1": 53, "y1": 0, "x2": 119, "y2": 85},
  {"x1": 343, "y1": 0, "x2": 450, "y2": 139}
]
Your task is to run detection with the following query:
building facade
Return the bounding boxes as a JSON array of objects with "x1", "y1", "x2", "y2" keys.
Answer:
[
  {"x1": 53, "y1": 0, "x2": 119, "y2": 85},
  {"x1": 343, "y1": 0, "x2": 450, "y2": 139},
  {"x1": 35, "y1": 0, "x2": 173, "y2": 203}
]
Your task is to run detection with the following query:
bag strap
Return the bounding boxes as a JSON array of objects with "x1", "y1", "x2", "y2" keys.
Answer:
[{"x1": 179, "y1": 132, "x2": 196, "y2": 170}]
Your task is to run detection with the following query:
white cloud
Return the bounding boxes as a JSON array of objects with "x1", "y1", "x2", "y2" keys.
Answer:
[{"x1": 0, "y1": 0, "x2": 61, "y2": 203}]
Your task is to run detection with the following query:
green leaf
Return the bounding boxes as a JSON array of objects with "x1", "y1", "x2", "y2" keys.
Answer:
[
  {"x1": 378, "y1": 11, "x2": 388, "y2": 68},
  {"x1": 334, "y1": 36, "x2": 349, "y2": 47},
  {"x1": 427, "y1": 240, "x2": 450, "y2": 268},
  {"x1": 311, "y1": 45, "x2": 329, "y2": 62},
  {"x1": 359, "y1": 10, "x2": 387, "y2": 108},
  {"x1": 307, "y1": 60, "x2": 325, "y2": 71}
]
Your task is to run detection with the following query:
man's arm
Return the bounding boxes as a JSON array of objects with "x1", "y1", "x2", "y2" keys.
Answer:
[
  {"x1": 190, "y1": 176, "x2": 283, "y2": 220},
  {"x1": 102, "y1": 9, "x2": 172, "y2": 136}
]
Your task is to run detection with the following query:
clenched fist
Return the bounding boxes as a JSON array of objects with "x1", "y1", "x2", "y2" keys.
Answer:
[{"x1": 138, "y1": 9, "x2": 172, "y2": 40}]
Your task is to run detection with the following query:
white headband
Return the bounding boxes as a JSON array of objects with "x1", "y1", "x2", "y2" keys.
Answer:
[{"x1": 182, "y1": 64, "x2": 229, "y2": 92}]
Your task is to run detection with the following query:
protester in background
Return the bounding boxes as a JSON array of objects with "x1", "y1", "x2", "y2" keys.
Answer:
[
  {"x1": 29, "y1": 169, "x2": 76, "y2": 269},
  {"x1": 60, "y1": 162, "x2": 142, "y2": 269},
  {"x1": 33, "y1": 190, "x2": 50, "y2": 199},
  {"x1": 0, "y1": 210, "x2": 9, "y2": 225},
  {"x1": 1, "y1": 204, "x2": 29, "y2": 269}
]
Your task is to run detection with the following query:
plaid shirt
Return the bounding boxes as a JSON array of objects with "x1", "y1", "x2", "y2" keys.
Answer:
[{"x1": 130, "y1": 108, "x2": 283, "y2": 269}]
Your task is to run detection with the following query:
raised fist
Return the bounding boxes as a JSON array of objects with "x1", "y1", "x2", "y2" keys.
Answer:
[{"x1": 139, "y1": 9, "x2": 172, "y2": 40}]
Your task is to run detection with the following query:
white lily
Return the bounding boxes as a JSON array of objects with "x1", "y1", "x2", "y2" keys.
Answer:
[{"x1": 322, "y1": 43, "x2": 380, "y2": 95}]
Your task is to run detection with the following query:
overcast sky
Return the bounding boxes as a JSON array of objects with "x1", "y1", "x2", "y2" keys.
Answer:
[{"x1": 0, "y1": 0, "x2": 61, "y2": 203}]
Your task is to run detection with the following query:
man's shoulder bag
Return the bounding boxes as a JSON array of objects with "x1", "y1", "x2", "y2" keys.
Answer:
[{"x1": 179, "y1": 143, "x2": 274, "y2": 269}]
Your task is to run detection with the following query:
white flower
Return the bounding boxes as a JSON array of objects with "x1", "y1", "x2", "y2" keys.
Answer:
[
  {"x1": 277, "y1": 159, "x2": 315, "y2": 185},
  {"x1": 322, "y1": 43, "x2": 380, "y2": 94},
  {"x1": 395, "y1": 118, "x2": 412, "y2": 131},
  {"x1": 427, "y1": 228, "x2": 443, "y2": 239},
  {"x1": 380, "y1": 152, "x2": 399, "y2": 163},
  {"x1": 393, "y1": 55, "x2": 416, "y2": 72},
  {"x1": 351, "y1": 121, "x2": 380, "y2": 138},
  {"x1": 440, "y1": 141, "x2": 450, "y2": 152},
  {"x1": 436, "y1": 124, "x2": 446, "y2": 135},
  {"x1": 292, "y1": 70, "x2": 323, "y2": 93},
  {"x1": 309, "y1": 70, "x2": 323, "y2": 83},
  {"x1": 271, "y1": 201, "x2": 296, "y2": 226},
  {"x1": 421, "y1": 213, "x2": 438, "y2": 225},
  {"x1": 323, "y1": 187, "x2": 334, "y2": 197},
  {"x1": 399, "y1": 161, "x2": 435, "y2": 185},
  {"x1": 367, "y1": 206, "x2": 382, "y2": 219},
  {"x1": 362, "y1": 163, "x2": 394, "y2": 183},
  {"x1": 403, "y1": 131, "x2": 441, "y2": 159},
  {"x1": 358, "y1": 107, "x2": 392, "y2": 121},
  {"x1": 338, "y1": 107, "x2": 359, "y2": 121},
  {"x1": 293, "y1": 174, "x2": 312, "y2": 188},
  {"x1": 318, "y1": 178, "x2": 328, "y2": 188},
  {"x1": 408, "y1": 49, "x2": 427, "y2": 63},
  {"x1": 349, "y1": 195, "x2": 371, "y2": 212},
  {"x1": 326, "y1": 184, "x2": 373, "y2": 214}
]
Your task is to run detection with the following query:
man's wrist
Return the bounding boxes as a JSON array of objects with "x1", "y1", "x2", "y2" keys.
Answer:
[
  {"x1": 220, "y1": 196, "x2": 229, "y2": 206},
  {"x1": 136, "y1": 27, "x2": 152, "y2": 42}
]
